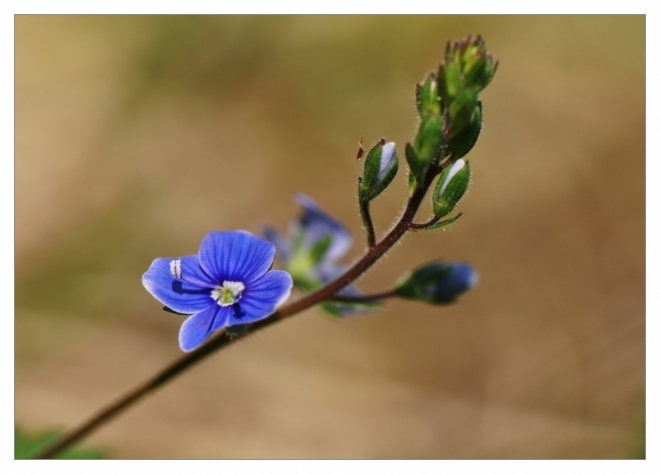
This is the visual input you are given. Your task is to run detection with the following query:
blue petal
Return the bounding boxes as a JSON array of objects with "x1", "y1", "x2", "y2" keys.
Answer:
[
  {"x1": 198, "y1": 230, "x2": 275, "y2": 284},
  {"x1": 262, "y1": 226, "x2": 291, "y2": 263},
  {"x1": 294, "y1": 194, "x2": 353, "y2": 262},
  {"x1": 231, "y1": 270, "x2": 293, "y2": 325},
  {"x1": 178, "y1": 305, "x2": 231, "y2": 352},
  {"x1": 142, "y1": 256, "x2": 215, "y2": 314}
]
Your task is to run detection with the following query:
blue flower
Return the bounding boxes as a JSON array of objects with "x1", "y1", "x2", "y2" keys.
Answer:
[
  {"x1": 263, "y1": 194, "x2": 375, "y2": 315},
  {"x1": 142, "y1": 230, "x2": 293, "y2": 352}
]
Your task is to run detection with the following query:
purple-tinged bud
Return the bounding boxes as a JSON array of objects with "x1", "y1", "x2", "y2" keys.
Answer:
[{"x1": 395, "y1": 261, "x2": 478, "y2": 304}]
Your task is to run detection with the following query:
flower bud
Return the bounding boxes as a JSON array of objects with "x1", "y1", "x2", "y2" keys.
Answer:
[
  {"x1": 438, "y1": 35, "x2": 498, "y2": 101},
  {"x1": 433, "y1": 159, "x2": 470, "y2": 218},
  {"x1": 395, "y1": 261, "x2": 478, "y2": 304},
  {"x1": 359, "y1": 140, "x2": 398, "y2": 202}
]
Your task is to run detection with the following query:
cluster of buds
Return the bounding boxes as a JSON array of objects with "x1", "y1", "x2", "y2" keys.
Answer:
[{"x1": 404, "y1": 36, "x2": 496, "y2": 198}]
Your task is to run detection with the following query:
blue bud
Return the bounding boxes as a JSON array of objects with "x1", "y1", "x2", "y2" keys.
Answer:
[{"x1": 395, "y1": 261, "x2": 478, "y2": 304}]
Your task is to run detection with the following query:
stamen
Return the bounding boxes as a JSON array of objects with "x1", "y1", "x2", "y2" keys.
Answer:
[
  {"x1": 211, "y1": 281, "x2": 246, "y2": 307},
  {"x1": 170, "y1": 259, "x2": 182, "y2": 279},
  {"x1": 168, "y1": 259, "x2": 215, "y2": 289}
]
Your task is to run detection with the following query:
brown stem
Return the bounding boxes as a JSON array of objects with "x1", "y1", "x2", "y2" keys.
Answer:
[
  {"x1": 329, "y1": 288, "x2": 398, "y2": 304},
  {"x1": 32, "y1": 182, "x2": 432, "y2": 460}
]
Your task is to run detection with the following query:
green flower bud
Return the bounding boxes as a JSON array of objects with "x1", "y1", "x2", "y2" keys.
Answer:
[
  {"x1": 359, "y1": 140, "x2": 399, "y2": 202},
  {"x1": 395, "y1": 261, "x2": 478, "y2": 305},
  {"x1": 405, "y1": 142, "x2": 424, "y2": 188},
  {"x1": 438, "y1": 35, "x2": 498, "y2": 100},
  {"x1": 433, "y1": 159, "x2": 470, "y2": 218}
]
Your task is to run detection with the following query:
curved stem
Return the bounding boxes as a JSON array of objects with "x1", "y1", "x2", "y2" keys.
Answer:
[
  {"x1": 32, "y1": 184, "x2": 432, "y2": 460},
  {"x1": 408, "y1": 215, "x2": 442, "y2": 230},
  {"x1": 329, "y1": 288, "x2": 398, "y2": 304},
  {"x1": 361, "y1": 201, "x2": 376, "y2": 248},
  {"x1": 359, "y1": 198, "x2": 376, "y2": 248}
]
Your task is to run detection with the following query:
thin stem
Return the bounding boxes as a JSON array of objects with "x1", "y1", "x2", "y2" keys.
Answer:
[
  {"x1": 33, "y1": 179, "x2": 434, "y2": 460},
  {"x1": 359, "y1": 197, "x2": 376, "y2": 248},
  {"x1": 408, "y1": 216, "x2": 441, "y2": 230},
  {"x1": 329, "y1": 288, "x2": 398, "y2": 304},
  {"x1": 408, "y1": 212, "x2": 463, "y2": 231}
]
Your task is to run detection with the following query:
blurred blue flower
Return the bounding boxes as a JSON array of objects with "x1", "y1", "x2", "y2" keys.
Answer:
[
  {"x1": 143, "y1": 231, "x2": 293, "y2": 352},
  {"x1": 263, "y1": 194, "x2": 375, "y2": 315}
]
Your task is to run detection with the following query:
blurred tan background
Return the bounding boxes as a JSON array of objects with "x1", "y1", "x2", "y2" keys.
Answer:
[{"x1": 15, "y1": 15, "x2": 645, "y2": 459}]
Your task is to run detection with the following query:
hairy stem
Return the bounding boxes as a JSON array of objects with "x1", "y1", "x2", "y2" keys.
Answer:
[{"x1": 359, "y1": 198, "x2": 377, "y2": 248}]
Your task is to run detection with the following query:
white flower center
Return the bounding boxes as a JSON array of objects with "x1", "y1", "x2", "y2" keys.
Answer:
[{"x1": 211, "y1": 281, "x2": 246, "y2": 307}]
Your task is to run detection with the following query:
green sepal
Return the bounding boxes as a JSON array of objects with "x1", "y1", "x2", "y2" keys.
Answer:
[
  {"x1": 412, "y1": 115, "x2": 443, "y2": 178},
  {"x1": 359, "y1": 140, "x2": 399, "y2": 202},
  {"x1": 424, "y1": 212, "x2": 463, "y2": 231},
  {"x1": 226, "y1": 324, "x2": 250, "y2": 339},
  {"x1": 408, "y1": 169, "x2": 417, "y2": 193},
  {"x1": 405, "y1": 142, "x2": 425, "y2": 186},
  {"x1": 448, "y1": 87, "x2": 478, "y2": 137},
  {"x1": 464, "y1": 52, "x2": 498, "y2": 92},
  {"x1": 163, "y1": 306, "x2": 189, "y2": 316},
  {"x1": 433, "y1": 159, "x2": 470, "y2": 218},
  {"x1": 447, "y1": 101, "x2": 482, "y2": 159},
  {"x1": 416, "y1": 73, "x2": 441, "y2": 117},
  {"x1": 394, "y1": 262, "x2": 454, "y2": 304},
  {"x1": 438, "y1": 62, "x2": 461, "y2": 101}
]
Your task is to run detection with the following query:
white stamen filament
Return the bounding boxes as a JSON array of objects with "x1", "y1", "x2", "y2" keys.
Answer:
[
  {"x1": 170, "y1": 259, "x2": 182, "y2": 279},
  {"x1": 169, "y1": 259, "x2": 215, "y2": 288}
]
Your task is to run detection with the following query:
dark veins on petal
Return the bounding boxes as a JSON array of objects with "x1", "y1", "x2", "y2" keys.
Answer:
[{"x1": 172, "y1": 281, "x2": 212, "y2": 295}]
